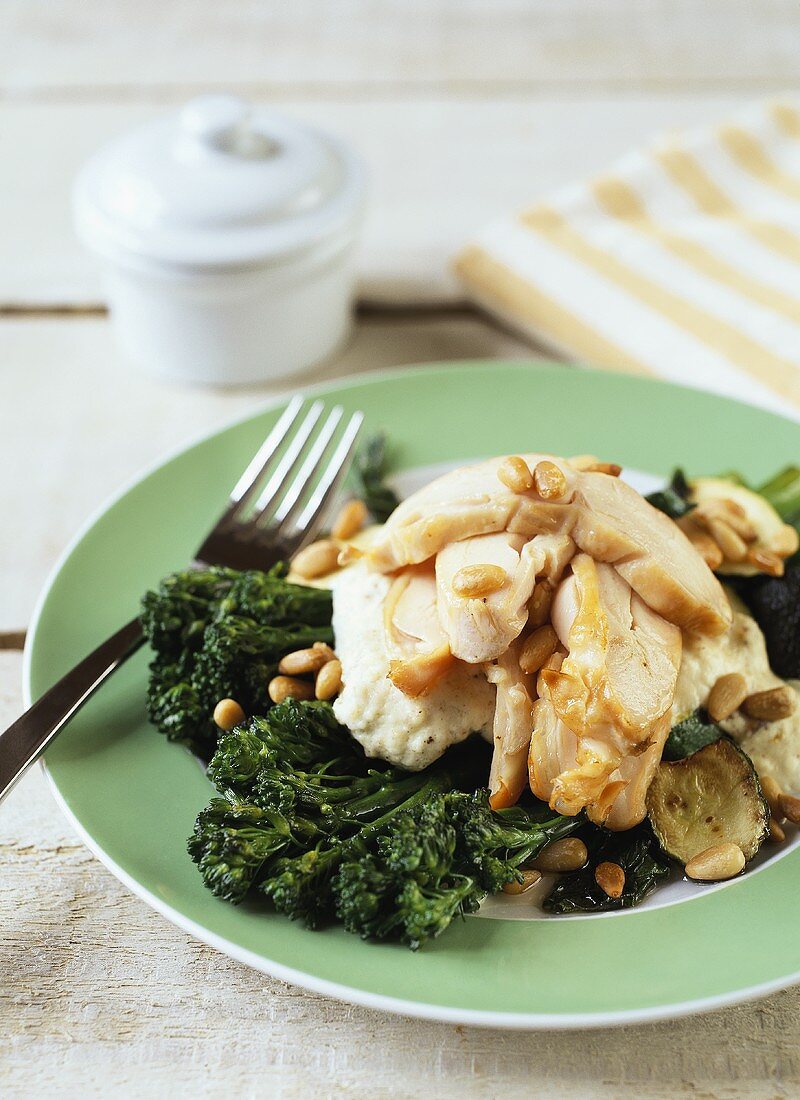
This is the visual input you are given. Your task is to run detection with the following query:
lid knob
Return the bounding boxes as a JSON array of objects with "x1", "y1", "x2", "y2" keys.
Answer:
[{"x1": 178, "y1": 94, "x2": 274, "y2": 158}]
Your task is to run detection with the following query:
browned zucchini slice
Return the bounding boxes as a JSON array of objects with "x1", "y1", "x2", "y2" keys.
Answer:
[{"x1": 646, "y1": 739, "x2": 769, "y2": 864}]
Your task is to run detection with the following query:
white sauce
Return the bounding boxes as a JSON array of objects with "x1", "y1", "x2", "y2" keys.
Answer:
[
  {"x1": 330, "y1": 562, "x2": 495, "y2": 770},
  {"x1": 673, "y1": 604, "x2": 800, "y2": 793}
]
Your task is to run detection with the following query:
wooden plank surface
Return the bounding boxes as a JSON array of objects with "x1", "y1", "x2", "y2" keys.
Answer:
[
  {"x1": 0, "y1": 312, "x2": 535, "y2": 633},
  {"x1": 0, "y1": 96, "x2": 743, "y2": 306},
  {"x1": 3, "y1": 0, "x2": 799, "y2": 96},
  {"x1": 3, "y1": 654, "x2": 800, "y2": 1098}
]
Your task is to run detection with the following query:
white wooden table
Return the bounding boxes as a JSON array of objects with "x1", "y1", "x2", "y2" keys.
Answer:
[{"x1": 4, "y1": 4, "x2": 800, "y2": 1095}]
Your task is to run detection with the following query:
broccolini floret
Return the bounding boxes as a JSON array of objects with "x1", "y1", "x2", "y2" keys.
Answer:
[
  {"x1": 455, "y1": 791, "x2": 582, "y2": 893},
  {"x1": 187, "y1": 699, "x2": 581, "y2": 949},
  {"x1": 333, "y1": 796, "x2": 482, "y2": 948},
  {"x1": 187, "y1": 796, "x2": 320, "y2": 904},
  {"x1": 141, "y1": 564, "x2": 333, "y2": 757}
]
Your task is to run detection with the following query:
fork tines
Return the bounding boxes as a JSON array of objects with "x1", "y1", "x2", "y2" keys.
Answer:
[{"x1": 197, "y1": 396, "x2": 364, "y2": 570}]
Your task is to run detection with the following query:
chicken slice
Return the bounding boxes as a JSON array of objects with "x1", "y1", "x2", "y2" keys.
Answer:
[
  {"x1": 573, "y1": 472, "x2": 731, "y2": 636},
  {"x1": 366, "y1": 455, "x2": 577, "y2": 571},
  {"x1": 600, "y1": 730, "x2": 670, "y2": 831},
  {"x1": 530, "y1": 554, "x2": 682, "y2": 828},
  {"x1": 331, "y1": 563, "x2": 495, "y2": 770},
  {"x1": 367, "y1": 454, "x2": 731, "y2": 637},
  {"x1": 486, "y1": 639, "x2": 536, "y2": 809},
  {"x1": 383, "y1": 563, "x2": 454, "y2": 696},
  {"x1": 435, "y1": 531, "x2": 575, "y2": 663},
  {"x1": 528, "y1": 651, "x2": 581, "y2": 807}
]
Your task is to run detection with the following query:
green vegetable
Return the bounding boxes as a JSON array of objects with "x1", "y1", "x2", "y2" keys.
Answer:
[
  {"x1": 663, "y1": 709, "x2": 724, "y2": 761},
  {"x1": 332, "y1": 790, "x2": 579, "y2": 948},
  {"x1": 646, "y1": 738, "x2": 769, "y2": 864},
  {"x1": 543, "y1": 822, "x2": 670, "y2": 914},
  {"x1": 646, "y1": 468, "x2": 695, "y2": 520},
  {"x1": 333, "y1": 795, "x2": 482, "y2": 948},
  {"x1": 188, "y1": 795, "x2": 319, "y2": 904},
  {"x1": 454, "y1": 792, "x2": 581, "y2": 893},
  {"x1": 758, "y1": 465, "x2": 800, "y2": 523},
  {"x1": 647, "y1": 463, "x2": 800, "y2": 678},
  {"x1": 349, "y1": 432, "x2": 400, "y2": 523},
  {"x1": 735, "y1": 565, "x2": 800, "y2": 679},
  {"x1": 141, "y1": 564, "x2": 333, "y2": 757},
  {"x1": 141, "y1": 563, "x2": 332, "y2": 761},
  {"x1": 189, "y1": 699, "x2": 579, "y2": 948},
  {"x1": 727, "y1": 463, "x2": 800, "y2": 679}
]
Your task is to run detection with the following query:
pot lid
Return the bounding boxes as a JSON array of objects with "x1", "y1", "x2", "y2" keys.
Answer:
[{"x1": 73, "y1": 95, "x2": 366, "y2": 269}]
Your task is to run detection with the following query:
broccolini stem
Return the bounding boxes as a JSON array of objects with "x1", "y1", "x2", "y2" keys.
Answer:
[
  {"x1": 758, "y1": 466, "x2": 800, "y2": 521},
  {"x1": 346, "y1": 772, "x2": 453, "y2": 832}
]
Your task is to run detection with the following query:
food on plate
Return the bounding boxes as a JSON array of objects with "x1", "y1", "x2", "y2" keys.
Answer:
[
  {"x1": 140, "y1": 437, "x2": 800, "y2": 948},
  {"x1": 646, "y1": 738, "x2": 769, "y2": 864}
]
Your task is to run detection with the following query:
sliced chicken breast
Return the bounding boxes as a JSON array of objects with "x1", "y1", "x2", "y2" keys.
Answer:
[
  {"x1": 383, "y1": 563, "x2": 454, "y2": 696},
  {"x1": 367, "y1": 454, "x2": 731, "y2": 637},
  {"x1": 486, "y1": 639, "x2": 537, "y2": 810},
  {"x1": 435, "y1": 531, "x2": 575, "y2": 663},
  {"x1": 573, "y1": 472, "x2": 732, "y2": 636},
  {"x1": 531, "y1": 555, "x2": 682, "y2": 828},
  {"x1": 367, "y1": 455, "x2": 576, "y2": 571}
]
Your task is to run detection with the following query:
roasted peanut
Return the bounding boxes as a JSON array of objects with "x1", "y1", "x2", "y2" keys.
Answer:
[
  {"x1": 685, "y1": 843, "x2": 745, "y2": 882},
  {"x1": 213, "y1": 698, "x2": 246, "y2": 731},
  {"x1": 337, "y1": 543, "x2": 363, "y2": 567},
  {"x1": 291, "y1": 539, "x2": 341, "y2": 579},
  {"x1": 775, "y1": 524, "x2": 800, "y2": 556},
  {"x1": 594, "y1": 861, "x2": 625, "y2": 899},
  {"x1": 567, "y1": 454, "x2": 599, "y2": 471},
  {"x1": 498, "y1": 456, "x2": 534, "y2": 493},
  {"x1": 705, "y1": 517, "x2": 748, "y2": 562},
  {"x1": 743, "y1": 685, "x2": 797, "y2": 721},
  {"x1": 315, "y1": 659, "x2": 343, "y2": 701},
  {"x1": 278, "y1": 647, "x2": 330, "y2": 676},
  {"x1": 528, "y1": 581, "x2": 553, "y2": 628},
  {"x1": 531, "y1": 838, "x2": 588, "y2": 874},
  {"x1": 747, "y1": 548, "x2": 784, "y2": 576},
  {"x1": 312, "y1": 641, "x2": 337, "y2": 663},
  {"x1": 687, "y1": 530, "x2": 724, "y2": 571},
  {"x1": 760, "y1": 774, "x2": 784, "y2": 818},
  {"x1": 568, "y1": 455, "x2": 621, "y2": 476},
  {"x1": 268, "y1": 675, "x2": 315, "y2": 704},
  {"x1": 452, "y1": 564, "x2": 507, "y2": 598},
  {"x1": 707, "y1": 672, "x2": 748, "y2": 722},
  {"x1": 587, "y1": 461, "x2": 622, "y2": 477},
  {"x1": 519, "y1": 625, "x2": 559, "y2": 675},
  {"x1": 331, "y1": 499, "x2": 368, "y2": 541},
  {"x1": 533, "y1": 460, "x2": 567, "y2": 500},
  {"x1": 502, "y1": 870, "x2": 542, "y2": 895},
  {"x1": 778, "y1": 793, "x2": 800, "y2": 825}
]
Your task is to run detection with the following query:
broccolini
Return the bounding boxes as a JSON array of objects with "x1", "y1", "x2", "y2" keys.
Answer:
[
  {"x1": 188, "y1": 699, "x2": 580, "y2": 948},
  {"x1": 141, "y1": 564, "x2": 333, "y2": 757}
]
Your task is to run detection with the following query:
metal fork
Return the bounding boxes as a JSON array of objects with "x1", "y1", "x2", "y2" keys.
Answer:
[{"x1": 0, "y1": 396, "x2": 364, "y2": 804}]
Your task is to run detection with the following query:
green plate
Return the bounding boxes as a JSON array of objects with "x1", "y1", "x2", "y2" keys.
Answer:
[{"x1": 26, "y1": 363, "x2": 800, "y2": 1028}]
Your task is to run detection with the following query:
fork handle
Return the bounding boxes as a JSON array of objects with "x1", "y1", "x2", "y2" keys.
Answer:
[{"x1": 0, "y1": 617, "x2": 145, "y2": 804}]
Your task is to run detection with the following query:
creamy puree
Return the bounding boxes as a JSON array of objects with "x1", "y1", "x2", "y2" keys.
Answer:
[
  {"x1": 330, "y1": 561, "x2": 495, "y2": 769},
  {"x1": 673, "y1": 602, "x2": 800, "y2": 792}
]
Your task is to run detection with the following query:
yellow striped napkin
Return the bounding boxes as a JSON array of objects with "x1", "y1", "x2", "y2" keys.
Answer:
[{"x1": 454, "y1": 98, "x2": 800, "y2": 419}]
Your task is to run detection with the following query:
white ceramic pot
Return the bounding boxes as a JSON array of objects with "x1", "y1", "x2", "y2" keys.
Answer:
[{"x1": 73, "y1": 96, "x2": 367, "y2": 386}]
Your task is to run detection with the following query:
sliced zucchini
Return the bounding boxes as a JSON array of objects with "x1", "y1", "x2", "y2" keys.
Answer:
[
  {"x1": 689, "y1": 477, "x2": 791, "y2": 576},
  {"x1": 646, "y1": 739, "x2": 769, "y2": 864}
]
